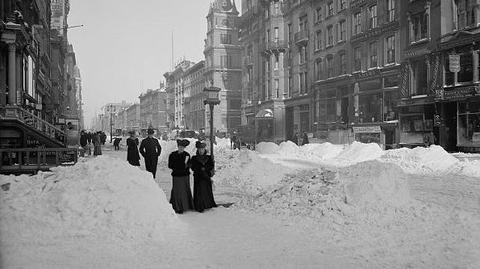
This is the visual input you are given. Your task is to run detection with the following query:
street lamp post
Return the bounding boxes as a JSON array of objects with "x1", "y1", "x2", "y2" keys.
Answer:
[
  {"x1": 109, "y1": 104, "x2": 114, "y2": 143},
  {"x1": 203, "y1": 85, "x2": 221, "y2": 158}
]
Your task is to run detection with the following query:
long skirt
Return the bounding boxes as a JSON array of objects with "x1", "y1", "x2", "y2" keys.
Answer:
[
  {"x1": 93, "y1": 145, "x2": 102, "y2": 156},
  {"x1": 193, "y1": 175, "x2": 217, "y2": 212},
  {"x1": 170, "y1": 176, "x2": 194, "y2": 213}
]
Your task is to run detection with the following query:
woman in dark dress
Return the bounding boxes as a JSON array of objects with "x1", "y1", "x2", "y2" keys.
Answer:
[
  {"x1": 93, "y1": 132, "x2": 102, "y2": 156},
  {"x1": 168, "y1": 139, "x2": 194, "y2": 214},
  {"x1": 191, "y1": 141, "x2": 217, "y2": 212},
  {"x1": 126, "y1": 131, "x2": 140, "y2": 166}
]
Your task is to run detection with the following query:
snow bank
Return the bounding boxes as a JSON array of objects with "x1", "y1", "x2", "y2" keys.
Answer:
[
  {"x1": 215, "y1": 150, "x2": 293, "y2": 194},
  {"x1": 256, "y1": 142, "x2": 280, "y2": 154},
  {"x1": 380, "y1": 145, "x2": 460, "y2": 175},
  {"x1": 328, "y1": 141, "x2": 384, "y2": 166},
  {"x1": 460, "y1": 159, "x2": 480, "y2": 177},
  {"x1": 0, "y1": 156, "x2": 181, "y2": 246},
  {"x1": 300, "y1": 142, "x2": 345, "y2": 161},
  {"x1": 237, "y1": 161, "x2": 411, "y2": 223}
]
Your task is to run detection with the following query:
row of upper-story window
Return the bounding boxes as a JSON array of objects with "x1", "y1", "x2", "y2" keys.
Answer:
[
  {"x1": 283, "y1": 0, "x2": 397, "y2": 43},
  {"x1": 245, "y1": 32, "x2": 396, "y2": 81}
]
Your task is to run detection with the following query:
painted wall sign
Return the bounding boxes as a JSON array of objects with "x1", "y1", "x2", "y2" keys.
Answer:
[{"x1": 352, "y1": 126, "x2": 381, "y2": 133}]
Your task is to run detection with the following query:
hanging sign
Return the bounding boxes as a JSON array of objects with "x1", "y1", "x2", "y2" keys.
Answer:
[{"x1": 449, "y1": 54, "x2": 460, "y2": 73}]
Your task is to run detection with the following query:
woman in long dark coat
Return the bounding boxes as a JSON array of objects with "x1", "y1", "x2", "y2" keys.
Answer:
[
  {"x1": 168, "y1": 139, "x2": 194, "y2": 214},
  {"x1": 126, "y1": 131, "x2": 140, "y2": 166},
  {"x1": 191, "y1": 141, "x2": 217, "y2": 212},
  {"x1": 93, "y1": 132, "x2": 102, "y2": 156}
]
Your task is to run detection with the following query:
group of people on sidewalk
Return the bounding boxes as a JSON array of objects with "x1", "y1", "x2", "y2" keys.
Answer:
[
  {"x1": 80, "y1": 130, "x2": 106, "y2": 157},
  {"x1": 126, "y1": 128, "x2": 217, "y2": 214}
]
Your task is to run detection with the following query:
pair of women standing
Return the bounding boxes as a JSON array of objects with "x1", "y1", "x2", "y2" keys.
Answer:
[{"x1": 168, "y1": 139, "x2": 217, "y2": 214}]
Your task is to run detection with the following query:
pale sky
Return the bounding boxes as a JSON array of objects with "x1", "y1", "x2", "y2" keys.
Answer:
[{"x1": 68, "y1": 0, "x2": 239, "y2": 128}]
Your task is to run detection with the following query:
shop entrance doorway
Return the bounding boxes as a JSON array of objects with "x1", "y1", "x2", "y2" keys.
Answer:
[{"x1": 443, "y1": 102, "x2": 457, "y2": 152}]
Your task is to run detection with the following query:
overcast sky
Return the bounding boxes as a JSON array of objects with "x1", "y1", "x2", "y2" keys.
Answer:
[{"x1": 68, "y1": 0, "x2": 238, "y2": 128}]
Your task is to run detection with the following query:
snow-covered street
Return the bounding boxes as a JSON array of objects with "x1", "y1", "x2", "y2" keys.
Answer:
[{"x1": 1, "y1": 139, "x2": 480, "y2": 268}]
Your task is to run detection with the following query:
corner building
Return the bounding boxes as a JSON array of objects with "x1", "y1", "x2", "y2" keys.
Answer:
[{"x1": 204, "y1": 0, "x2": 243, "y2": 135}]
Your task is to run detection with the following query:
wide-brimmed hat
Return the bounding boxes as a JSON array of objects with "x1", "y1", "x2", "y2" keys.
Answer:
[
  {"x1": 177, "y1": 139, "x2": 190, "y2": 147},
  {"x1": 147, "y1": 128, "x2": 154, "y2": 135},
  {"x1": 195, "y1": 141, "x2": 206, "y2": 148}
]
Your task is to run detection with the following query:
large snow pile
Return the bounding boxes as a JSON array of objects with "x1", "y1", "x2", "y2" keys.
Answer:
[
  {"x1": 237, "y1": 161, "x2": 411, "y2": 224},
  {"x1": 299, "y1": 142, "x2": 345, "y2": 161},
  {"x1": 461, "y1": 159, "x2": 480, "y2": 177},
  {"x1": 215, "y1": 150, "x2": 293, "y2": 195},
  {"x1": 256, "y1": 142, "x2": 280, "y2": 154},
  {"x1": 0, "y1": 156, "x2": 181, "y2": 248},
  {"x1": 380, "y1": 145, "x2": 460, "y2": 175},
  {"x1": 327, "y1": 141, "x2": 385, "y2": 166}
]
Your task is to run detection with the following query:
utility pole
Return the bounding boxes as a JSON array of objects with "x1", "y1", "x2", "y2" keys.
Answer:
[{"x1": 109, "y1": 104, "x2": 114, "y2": 143}]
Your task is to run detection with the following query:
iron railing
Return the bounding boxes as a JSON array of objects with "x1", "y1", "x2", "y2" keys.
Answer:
[{"x1": 0, "y1": 147, "x2": 78, "y2": 174}]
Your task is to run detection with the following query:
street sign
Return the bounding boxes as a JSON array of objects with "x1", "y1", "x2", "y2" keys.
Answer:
[{"x1": 449, "y1": 54, "x2": 460, "y2": 73}]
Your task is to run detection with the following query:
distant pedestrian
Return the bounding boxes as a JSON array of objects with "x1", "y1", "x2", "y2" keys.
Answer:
[
  {"x1": 100, "y1": 132, "x2": 106, "y2": 145},
  {"x1": 139, "y1": 128, "x2": 162, "y2": 178},
  {"x1": 113, "y1": 137, "x2": 122, "y2": 150},
  {"x1": 80, "y1": 130, "x2": 89, "y2": 157},
  {"x1": 191, "y1": 141, "x2": 217, "y2": 212},
  {"x1": 168, "y1": 139, "x2": 194, "y2": 214},
  {"x1": 127, "y1": 131, "x2": 140, "y2": 166},
  {"x1": 302, "y1": 132, "x2": 309, "y2": 145},
  {"x1": 93, "y1": 132, "x2": 102, "y2": 156},
  {"x1": 87, "y1": 132, "x2": 92, "y2": 144}
]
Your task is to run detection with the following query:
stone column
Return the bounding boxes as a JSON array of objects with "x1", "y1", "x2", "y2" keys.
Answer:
[{"x1": 7, "y1": 43, "x2": 16, "y2": 105}]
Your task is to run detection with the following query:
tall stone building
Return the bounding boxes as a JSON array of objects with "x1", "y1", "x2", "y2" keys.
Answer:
[
  {"x1": 138, "y1": 86, "x2": 168, "y2": 131},
  {"x1": 164, "y1": 60, "x2": 195, "y2": 129},
  {"x1": 398, "y1": 0, "x2": 480, "y2": 152},
  {"x1": 184, "y1": 60, "x2": 206, "y2": 131},
  {"x1": 204, "y1": 0, "x2": 242, "y2": 134}
]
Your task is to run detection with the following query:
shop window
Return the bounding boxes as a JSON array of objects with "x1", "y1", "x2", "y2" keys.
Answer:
[
  {"x1": 359, "y1": 93, "x2": 382, "y2": 123},
  {"x1": 458, "y1": 101, "x2": 480, "y2": 146},
  {"x1": 383, "y1": 91, "x2": 398, "y2": 121},
  {"x1": 384, "y1": 75, "x2": 399, "y2": 88},
  {"x1": 458, "y1": 53, "x2": 473, "y2": 83}
]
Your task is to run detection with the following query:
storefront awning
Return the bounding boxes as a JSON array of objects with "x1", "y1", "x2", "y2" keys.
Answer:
[{"x1": 255, "y1": 109, "x2": 274, "y2": 119}]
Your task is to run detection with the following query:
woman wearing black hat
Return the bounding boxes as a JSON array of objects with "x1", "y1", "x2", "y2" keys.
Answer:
[
  {"x1": 190, "y1": 141, "x2": 217, "y2": 212},
  {"x1": 126, "y1": 131, "x2": 140, "y2": 166},
  {"x1": 168, "y1": 139, "x2": 194, "y2": 214}
]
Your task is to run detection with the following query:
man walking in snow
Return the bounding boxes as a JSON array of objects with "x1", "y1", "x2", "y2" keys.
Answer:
[{"x1": 139, "y1": 128, "x2": 162, "y2": 178}]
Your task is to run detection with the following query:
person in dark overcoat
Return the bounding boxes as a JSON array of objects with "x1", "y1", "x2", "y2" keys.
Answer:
[
  {"x1": 302, "y1": 132, "x2": 309, "y2": 145},
  {"x1": 93, "y1": 132, "x2": 102, "y2": 156},
  {"x1": 113, "y1": 137, "x2": 122, "y2": 150},
  {"x1": 139, "y1": 128, "x2": 162, "y2": 178},
  {"x1": 126, "y1": 131, "x2": 140, "y2": 166},
  {"x1": 191, "y1": 141, "x2": 217, "y2": 212},
  {"x1": 168, "y1": 139, "x2": 194, "y2": 214}
]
